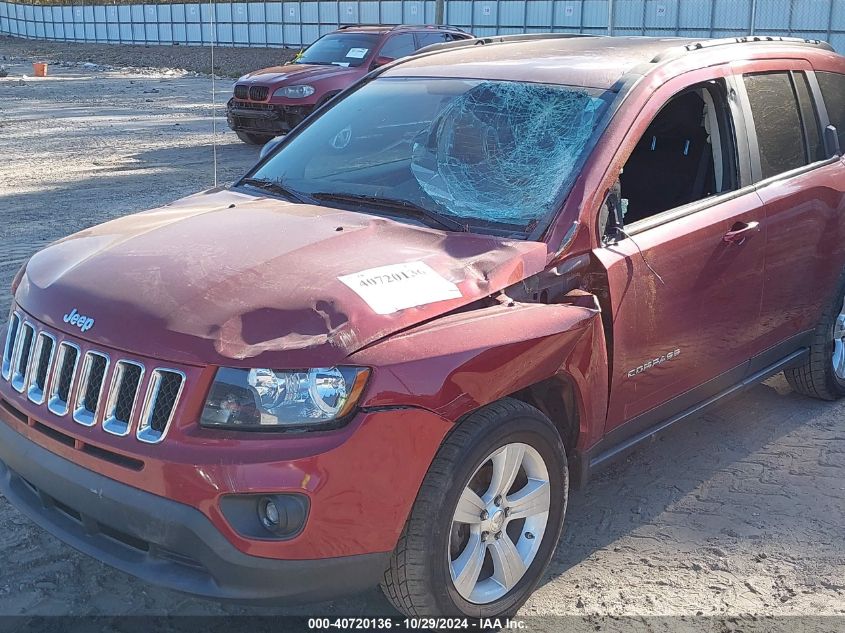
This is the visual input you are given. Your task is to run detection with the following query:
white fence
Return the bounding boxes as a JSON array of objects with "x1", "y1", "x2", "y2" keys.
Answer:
[{"x1": 1, "y1": 0, "x2": 843, "y2": 49}]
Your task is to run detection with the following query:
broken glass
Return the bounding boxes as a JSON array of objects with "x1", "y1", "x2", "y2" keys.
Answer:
[
  {"x1": 411, "y1": 81, "x2": 606, "y2": 225},
  {"x1": 249, "y1": 77, "x2": 609, "y2": 236}
]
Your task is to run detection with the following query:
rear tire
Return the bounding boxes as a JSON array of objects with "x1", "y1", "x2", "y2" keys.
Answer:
[
  {"x1": 236, "y1": 131, "x2": 274, "y2": 145},
  {"x1": 784, "y1": 272, "x2": 845, "y2": 400},
  {"x1": 381, "y1": 398, "x2": 568, "y2": 618}
]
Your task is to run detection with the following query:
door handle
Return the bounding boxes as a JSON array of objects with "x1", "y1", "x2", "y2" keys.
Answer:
[{"x1": 723, "y1": 221, "x2": 760, "y2": 244}]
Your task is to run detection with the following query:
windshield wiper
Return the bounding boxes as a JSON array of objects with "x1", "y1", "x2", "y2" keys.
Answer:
[
  {"x1": 311, "y1": 192, "x2": 467, "y2": 232},
  {"x1": 240, "y1": 177, "x2": 311, "y2": 204}
]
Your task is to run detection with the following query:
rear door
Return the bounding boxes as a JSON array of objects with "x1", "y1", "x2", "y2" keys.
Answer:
[
  {"x1": 592, "y1": 70, "x2": 769, "y2": 435},
  {"x1": 734, "y1": 61, "x2": 845, "y2": 360}
]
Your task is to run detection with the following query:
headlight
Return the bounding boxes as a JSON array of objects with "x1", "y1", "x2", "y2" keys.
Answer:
[
  {"x1": 273, "y1": 84, "x2": 315, "y2": 99},
  {"x1": 201, "y1": 366, "x2": 369, "y2": 431}
]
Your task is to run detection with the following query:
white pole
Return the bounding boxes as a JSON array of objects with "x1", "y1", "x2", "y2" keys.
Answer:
[
  {"x1": 210, "y1": 1, "x2": 218, "y2": 188},
  {"x1": 750, "y1": 0, "x2": 758, "y2": 35}
]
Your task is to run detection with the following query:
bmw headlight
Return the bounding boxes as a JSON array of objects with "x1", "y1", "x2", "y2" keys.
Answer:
[
  {"x1": 273, "y1": 84, "x2": 316, "y2": 99},
  {"x1": 200, "y1": 366, "x2": 370, "y2": 430}
]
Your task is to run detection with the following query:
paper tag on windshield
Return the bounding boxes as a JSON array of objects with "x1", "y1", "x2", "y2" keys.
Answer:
[
  {"x1": 339, "y1": 261, "x2": 461, "y2": 315},
  {"x1": 346, "y1": 47, "x2": 369, "y2": 59}
]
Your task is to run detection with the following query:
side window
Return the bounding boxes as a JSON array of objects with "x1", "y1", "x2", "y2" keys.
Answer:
[
  {"x1": 379, "y1": 33, "x2": 417, "y2": 60},
  {"x1": 744, "y1": 72, "x2": 813, "y2": 179},
  {"x1": 817, "y1": 71, "x2": 845, "y2": 151},
  {"x1": 417, "y1": 32, "x2": 450, "y2": 48},
  {"x1": 617, "y1": 80, "x2": 739, "y2": 225}
]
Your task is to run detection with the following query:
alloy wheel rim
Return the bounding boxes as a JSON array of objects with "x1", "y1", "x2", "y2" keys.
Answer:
[
  {"x1": 448, "y1": 442, "x2": 551, "y2": 604},
  {"x1": 833, "y1": 297, "x2": 845, "y2": 380}
]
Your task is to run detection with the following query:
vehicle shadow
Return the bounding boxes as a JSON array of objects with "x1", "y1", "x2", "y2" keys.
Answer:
[{"x1": 536, "y1": 373, "x2": 837, "y2": 599}]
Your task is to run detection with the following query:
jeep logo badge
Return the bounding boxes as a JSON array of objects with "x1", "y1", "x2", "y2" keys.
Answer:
[{"x1": 63, "y1": 308, "x2": 95, "y2": 333}]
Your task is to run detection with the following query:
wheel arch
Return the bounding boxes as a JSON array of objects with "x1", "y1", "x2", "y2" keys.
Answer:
[
  {"x1": 508, "y1": 373, "x2": 580, "y2": 457},
  {"x1": 351, "y1": 300, "x2": 610, "y2": 486}
]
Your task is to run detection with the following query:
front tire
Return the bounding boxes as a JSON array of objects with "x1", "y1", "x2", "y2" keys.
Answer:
[
  {"x1": 784, "y1": 272, "x2": 845, "y2": 400},
  {"x1": 235, "y1": 130, "x2": 274, "y2": 145},
  {"x1": 381, "y1": 398, "x2": 568, "y2": 618}
]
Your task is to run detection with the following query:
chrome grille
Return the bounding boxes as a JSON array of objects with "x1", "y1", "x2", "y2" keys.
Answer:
[
  {"x1": 48, "y1": 342, "x2": 80, "y2": 416},
  {"x1": 27, "y1": 332, "x2": 56, "y2": 405},
  {"x1": 234, "y1": 84, "x2": 248, "y2": 99},
  {"x1": 1, "y1": 311, "x2": 20, "y2": 380},
  {"x1": 73, "y1": 351, "x2": 109, "y2": 427},
  {"x1": 103, "y1": 361, "x2": 144, "y2": 437},
  {"x1": 11, "y1": 322, "x2": 35, "y2": 393},
  {"x1": 2, "y1": 311, "x2": 185, "y2": 444},
  {"x1": 137, "y1": 369, "x2": 185, "y2": 444}
]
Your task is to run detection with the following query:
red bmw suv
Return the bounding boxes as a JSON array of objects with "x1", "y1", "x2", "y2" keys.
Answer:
[
  {"x1": 226, "y1": 24, "x2": 472, "y2": 144},
  {"x1": 2, "y1": 34, "x2": 844, "y2": 619}
]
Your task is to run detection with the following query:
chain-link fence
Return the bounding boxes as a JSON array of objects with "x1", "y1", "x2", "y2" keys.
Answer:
[{"x1": 1, "y1": 0, "x2": 843, "y2": 50}]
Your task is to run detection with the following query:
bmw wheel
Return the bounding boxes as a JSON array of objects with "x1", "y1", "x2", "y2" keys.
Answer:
[{"x1": 381, "y1": 398, "x2": 568, "y2": 618}]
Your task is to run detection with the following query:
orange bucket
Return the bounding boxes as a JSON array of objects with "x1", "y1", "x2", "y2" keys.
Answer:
[{"x1": 32, "y1": 62, "x2": 48, "y2": 77}]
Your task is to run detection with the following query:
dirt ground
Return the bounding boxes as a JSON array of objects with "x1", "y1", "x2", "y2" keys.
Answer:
[
  {"x1": 1, "y1": 34, "x2": 299, "y2": 77},
  {"x1": 1, "y1": 37, "x2": 845, "y2": 631}
]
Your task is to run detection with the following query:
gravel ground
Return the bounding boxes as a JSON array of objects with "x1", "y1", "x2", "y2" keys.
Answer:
[
  {"x1": 1, "y1": 39, "x2": 845, "y2": 631},
  {"x1": 0, "y1": 34, "x2": 298, "y2": 77}
]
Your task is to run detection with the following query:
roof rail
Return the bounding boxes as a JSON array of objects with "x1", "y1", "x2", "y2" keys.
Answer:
[
  {"x1": 336, "y1": 23, "x2": 467, "y2": 33},
  {"x1": 652, "y1": 35, "x2": 835, "y2": 62},
  {"x1": 401, "y1": 24, "x2": 468, "y2": 32},
  {"x1": 416, "y1": 32, "x2": 593, "y2": 55}
]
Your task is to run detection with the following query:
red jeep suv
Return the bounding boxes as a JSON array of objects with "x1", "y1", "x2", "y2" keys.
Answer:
[
  {"x1": 226, "y1": 24, "x2": 472, "y2": 144},
  {"x1": 2, "y1": 35, "x2": 844, "y2": 619}
]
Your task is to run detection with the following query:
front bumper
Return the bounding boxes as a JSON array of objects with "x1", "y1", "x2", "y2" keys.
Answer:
[
  {"x1": 226, "y1": 99, "x2": 315, "y2": 135},
  {"x1": 0, "y1": 417, "x2": 388, "y2": 603}
]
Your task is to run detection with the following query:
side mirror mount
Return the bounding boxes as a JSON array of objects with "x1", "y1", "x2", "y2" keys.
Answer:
[
  {"x1": 601, "y1": 180, "x2": 625, "y2": 244},
  {"x1": 259, "y1": 136, "x2": 285, "y2": 160},
  {"x1": 370, "y1": 55, "x2": 395, "y2": 70},
  {"x1": 824, "y1": 125, "x2": 842, "y2": 159}
]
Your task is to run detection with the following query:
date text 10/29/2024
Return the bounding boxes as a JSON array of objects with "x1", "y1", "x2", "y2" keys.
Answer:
[{"x1": 308, "y1": 617, "x2": 528, "y2": 630}]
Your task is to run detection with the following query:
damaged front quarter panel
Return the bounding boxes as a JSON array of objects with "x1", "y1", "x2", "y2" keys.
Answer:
[{"x1": 349, "y1": 297, "x2": 608, "y2": 441}]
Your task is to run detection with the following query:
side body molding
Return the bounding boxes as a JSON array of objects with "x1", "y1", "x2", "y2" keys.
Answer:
[{"x1": 350, "y1": 300, "x2": 609, "y2": 450}]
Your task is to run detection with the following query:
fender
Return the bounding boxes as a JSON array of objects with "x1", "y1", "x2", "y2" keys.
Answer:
[{"x1": 349, "y1": 300, "x2": 609, "y2": 449}]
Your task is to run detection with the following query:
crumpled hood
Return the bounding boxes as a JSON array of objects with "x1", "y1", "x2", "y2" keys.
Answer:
[
  {"x1": 16, "y1": 190, "x2": 549, "y2": 368},
  {"x1": 240, "y1": 63, "x2": 358, "y2": 86}
]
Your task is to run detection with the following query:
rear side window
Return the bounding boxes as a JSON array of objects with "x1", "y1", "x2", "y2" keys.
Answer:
[
  {"x1": 379, "y1": 33, "x2": 417, "y2": 59},
  {"x1": 417, "y1": 32, "x2": 451, "y2": 48},
  {"x1": 744, "y1": 72, "x2": 807, "y2": 179},
  {"x1": 417, "y1": 32, "x2": 469, "y2": 48},
  {"x1": 817, "y1": 71, "x2": 845, "y2": 151}
]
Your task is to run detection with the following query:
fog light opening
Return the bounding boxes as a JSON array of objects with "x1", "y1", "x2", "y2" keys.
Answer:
[{"x1": 258, "y1": 496, "x2": 282, "y2": 532}]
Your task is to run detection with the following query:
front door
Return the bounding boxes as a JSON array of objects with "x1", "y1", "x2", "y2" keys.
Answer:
[{"x1": 594, "y1": 76, "x2": 768, "y2": 434}]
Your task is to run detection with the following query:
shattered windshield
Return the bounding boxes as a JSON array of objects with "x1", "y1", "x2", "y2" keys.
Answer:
[
  {"x1": 248, "y1": 77, "x2": 610, "y2": 235},
  {"x1": 295, "y1": 33, "x2": 379, "y2": 67}
]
